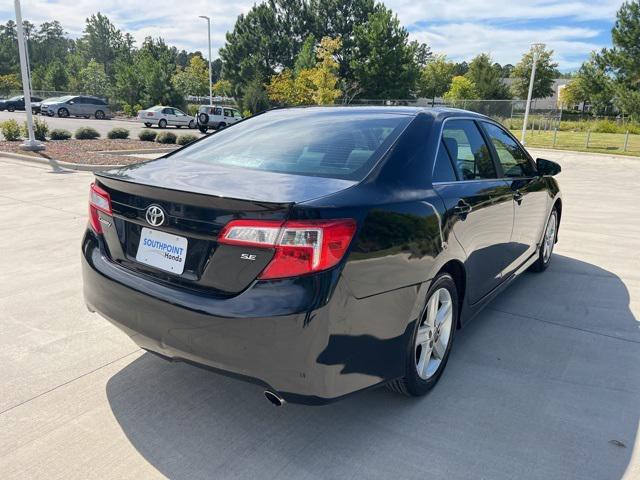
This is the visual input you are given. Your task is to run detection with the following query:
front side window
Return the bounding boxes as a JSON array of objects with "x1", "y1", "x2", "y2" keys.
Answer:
[
  {"x1": 482, "y1": 122, "x2": 536, "y2": 177},
  {"x1": 442, "y1": 120, "x2": 496, "y2": 180},
  {"x1": 170, "y1": 110, "x2": 412, "y2": 180}
]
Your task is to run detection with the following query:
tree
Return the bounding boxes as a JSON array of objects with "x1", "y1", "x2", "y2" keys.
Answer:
[
  {"x1": 43, "y1": 59, "x2": 69, "y2": 91},
  {"x1": 601, "y1": 0, "x2": 640, "y2": 119},
  {"x1": 267, "y1": 37, "x2": 342, "y2": 105},
  {"x1": 78, "y1": 59, "x2": 108, "y2": 96},
  {"x1": 213, "y1": 79, "x2": 233, "y2": 96},
  {"x1": 0, "y1": 73, "x2": 20, "y2": 96},
  {"x1": 112, "y1": 60, "x2": 143, "y2": 107},
  {"x1": 466, "y1": 53, "x2": 510, "y2": 99},
  {"x1": 559, "y1": 54, "x2": 613, "y2": 114},
  {"x1": 417, "y1": 55, "x2": 455, "y2": 104},
  {"x1": 172, "y1": 55, "x2": 210, "y2": 97},
  {"x1": 294, "y1": 35, "x2": 316, "y2": 74},
  {"x1": 136, "y1": 38, "x2": 183, "y2": 106},
  {"x1": 350, "y1": 7, "x2": 420, "y2": 98},
  {"x1": 242, "y1": 75, "x2": 270, "y2": 114},
  {"x1": 452, "y1": 61, "x2": 469, "y2": 76},
  {"x1": 443, "y1": 76, "x2": 479, "y2": 102},
  {"x1": 510, "y1": 46, "x2": 559, "y2": 99},
  {"x1": 78, "y1": 13, "x2": 128, "y2": 77}
]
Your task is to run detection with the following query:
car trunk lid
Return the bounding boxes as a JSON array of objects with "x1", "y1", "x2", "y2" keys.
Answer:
[{"x1": 94, "y1": 159, "x2": 357, "y2": 294}]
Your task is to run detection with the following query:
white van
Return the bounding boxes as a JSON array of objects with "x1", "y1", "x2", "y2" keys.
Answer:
[{"x1": 196, "y1": 105, "x2": 243, "y2": 133}]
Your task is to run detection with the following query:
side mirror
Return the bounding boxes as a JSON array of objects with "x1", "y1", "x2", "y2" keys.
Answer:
[{"x1": 536, "y1": 158, "x2": 561, "y2": 176}]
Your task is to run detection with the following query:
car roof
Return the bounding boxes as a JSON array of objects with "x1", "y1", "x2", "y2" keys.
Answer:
[{"x1": 264, "y1": 105, "x2": 490, "y2": 121}]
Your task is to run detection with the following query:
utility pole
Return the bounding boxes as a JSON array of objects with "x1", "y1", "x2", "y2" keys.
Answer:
[
  {"x1": 14, "y1": 0, "x2": 43, "y2": 151},
  {"x1": 521, "y1": 43, "x2": 545, "y2": 145},
  {"x1": 199, "y1": 15, "x2": 213, "y2": 106}
]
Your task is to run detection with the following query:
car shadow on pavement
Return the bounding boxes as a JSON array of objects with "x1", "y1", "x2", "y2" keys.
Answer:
[{"x1": 105, "y1": 254, "x2": 639, "y2": 480}]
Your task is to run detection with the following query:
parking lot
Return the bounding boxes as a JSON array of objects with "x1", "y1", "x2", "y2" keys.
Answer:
[
  {"x1": 0, "y1": 110, "x2": 205, "y2": 140},
  {"x1": 0, "y1": 149, "x2": 638, "y2": 479}
]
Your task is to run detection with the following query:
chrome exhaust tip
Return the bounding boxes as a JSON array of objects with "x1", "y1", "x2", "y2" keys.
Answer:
[{"x1": 264, "y1": 390, "x2": 285, "y2": 407}]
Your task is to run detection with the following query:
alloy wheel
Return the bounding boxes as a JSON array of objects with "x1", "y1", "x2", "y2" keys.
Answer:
[
  {"x1": 543, "y1": 212, "x2": 557, "y2": 263},
  {"x1": 415, "y1": 287, "x2": 454, "y2": 380}
]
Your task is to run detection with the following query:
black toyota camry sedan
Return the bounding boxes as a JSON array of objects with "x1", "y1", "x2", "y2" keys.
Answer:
[{"x1": 82, "y1": 107, "x2": 562, "y2": 405}]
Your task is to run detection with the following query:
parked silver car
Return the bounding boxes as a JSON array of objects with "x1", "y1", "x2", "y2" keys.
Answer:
[
  {"x1": 196, "y1": 105, "x2": 242, "y2": 133},
  {"x1": 42, "y1": 95, "x2": 111, "y2": 119},
  {"x1": 137, "y1": 106, "x2": 196, "y2": 129}
]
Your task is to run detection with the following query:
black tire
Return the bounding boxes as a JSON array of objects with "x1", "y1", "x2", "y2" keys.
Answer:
[
  {"x1": 7, "y1": 106, "x2": 15, "y2": 112},
  {"x1": 144, "y1": 122, "x2": 152, "y2": 127},
  {"x1": 188, "y1": 120, "x2": 195, "y2": 129},
  {"x1": 198, "y1": 126, "x2": 208, "y2": 134},
  {"x1": 58, "y1": 107, "x2": 69, "y2": 118},
  {"x1": 217, "y1": 122, "x2": 227, "y2": 130},
  {"x1": 95, "y1": 110, "x2": 105, "y2": 119},
  {"x1": 198, "y1": 113, "x2": 209, "y2": 125},
  {"x1": 158, "y1": 119, "x2": 167, "y2": 129},
  {"x1": 530, "y1": 208, "x2": 558, "y2": 273},
  {"x1": 387, "y1": 273, "x2": 458, "y2": 397}
]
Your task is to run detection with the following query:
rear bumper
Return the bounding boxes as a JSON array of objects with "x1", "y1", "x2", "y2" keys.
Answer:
[{"x1": 82, "y1": 231, "x2": 416, "y2": 404}]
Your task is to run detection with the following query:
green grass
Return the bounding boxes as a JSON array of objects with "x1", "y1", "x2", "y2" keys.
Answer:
[{"x1": 509, "y1": 129, "x2": 640, "y2": 157}]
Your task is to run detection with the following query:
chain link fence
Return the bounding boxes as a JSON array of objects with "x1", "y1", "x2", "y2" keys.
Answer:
[{"x1": 350, "y1": 98, "x2": 639, "y2": 156}]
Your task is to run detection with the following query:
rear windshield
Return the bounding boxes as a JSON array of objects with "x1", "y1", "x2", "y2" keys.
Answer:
[{"x1": 170, "y1": 109, "x2": 412, "y2": 180}]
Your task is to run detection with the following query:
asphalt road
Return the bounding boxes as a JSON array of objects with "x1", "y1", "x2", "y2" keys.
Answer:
[
  {"x1": 0, "y1": 110, "x2": 204, "y2": 140},
  {"x1": 0, "y1": 149, "x2": 638, "y2": 479}
]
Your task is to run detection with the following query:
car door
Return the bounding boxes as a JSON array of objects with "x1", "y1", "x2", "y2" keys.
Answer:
[
  {"x1": 223, "y1": 108, "x2": 234, "y2": 124},
  {"x1": 432, "y1": 119, "x2": 514, "y2": 304},
  {"x1": 480, "y1": 121, "x2": 550, "y2": 274},
  {"x1": 173, "y1": 108, "x2": 189, "y2": 125},
  {"x1": 69, "y1": 97, "x2": 84, "y2": 116},
  {"x1": 161, "y1": 108, "x2": 174, "y2": 125}
]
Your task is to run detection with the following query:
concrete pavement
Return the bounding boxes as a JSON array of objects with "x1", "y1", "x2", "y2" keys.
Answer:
[
  {"x1": 0, "y1": 150, "x2": 638, "y2": 479},
  {"x1": 0, "y1": 110, "x2": 205, "y2": 140}
]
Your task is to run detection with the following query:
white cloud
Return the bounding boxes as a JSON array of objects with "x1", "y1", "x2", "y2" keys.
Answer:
[{"x1": 0, "y1": 0, "x2": 624, "y2": 69}]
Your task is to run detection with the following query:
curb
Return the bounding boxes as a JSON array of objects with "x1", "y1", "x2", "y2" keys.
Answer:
[
  {"x1": 0, "y1": 151, "x2": 125, "y2": 171},
  {"x1": 526, "y1": 146, "x2": 639, "y2": 161}
]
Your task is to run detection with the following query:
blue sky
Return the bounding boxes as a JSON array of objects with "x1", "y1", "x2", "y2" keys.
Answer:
[{"x1": 0, "y1": 0, "x2": 624, "y2": 71}]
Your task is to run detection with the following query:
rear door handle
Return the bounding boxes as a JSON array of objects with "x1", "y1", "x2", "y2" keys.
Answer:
[
  {"x1": 453, "y1": 200, "x2": 472, "y2": 216},
  {"x1": 513, "y1": 191, "x2": 524, "y2": 204}
]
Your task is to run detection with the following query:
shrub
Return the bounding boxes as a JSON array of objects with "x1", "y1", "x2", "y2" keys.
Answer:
[
  {"x1": 186, "y1": 104, "x2": 199, "y2": 116},
  {"x1": 122, "y1": 103, "x2": 134, "y2": 117},
  {"x1": 49, "y1": 128, "x2": 72, "y2": 140},
  {"x1": 0, "y1": 119, "x2": 22, "y2": 141},
  {"x1": 21, "y1": 117, "x2": 49, "y2": 141},
  {"x1": 156, "y1": 131, "x2": 177, "y2": 144},
  {"x1": 177, "y1": 134, "x2": 198, "y2": 146},
  {"x1": 107, "y1": 127, "x2": 130, "y2": 139},
  {"x1": 138, "y1": 129, "x2": 157, "y2": 141},
  {"x1": 75, "y1": 127, "x2": 100, "y2": 140}
]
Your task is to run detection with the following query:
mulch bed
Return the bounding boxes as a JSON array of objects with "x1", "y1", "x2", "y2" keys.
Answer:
[{"x1": 0, "y1": 139, "x2": 177, "y2": 165}]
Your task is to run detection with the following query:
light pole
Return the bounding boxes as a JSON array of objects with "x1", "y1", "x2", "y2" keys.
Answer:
[
  {"x1": 521, "y1": 43, "x2": 545, "y2": 145},
  {"x1": 199, "y1": 15, "x2": 213, "y2": 106},
  {"x1": 14, "y1": 0, "x2": 43, "y2": 151}
]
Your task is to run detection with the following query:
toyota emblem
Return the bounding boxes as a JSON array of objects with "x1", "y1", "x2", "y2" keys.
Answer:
[{"x1": 145, "y1": 205, "x2": 166, "y2": 227}]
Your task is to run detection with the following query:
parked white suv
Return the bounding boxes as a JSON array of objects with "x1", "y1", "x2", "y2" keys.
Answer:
[
  {"x1": 196, "y1": 105, "x2": 242, "y2": 133},
  {"x1": 137, "y1": 106, "x2": 196, "y2": 129}
]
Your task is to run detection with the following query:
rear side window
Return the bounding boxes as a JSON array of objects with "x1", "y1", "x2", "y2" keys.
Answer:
[
  {"x1": 171, "y1": 110, "x2": 412, "y2": 180},
  {"x1": 433, "y1": 140, "x2": 457, "y2": 182},
  {"x1": 224, "y1": 108, "x2": 233, "y2": 117},
  {"x1": 481, "y1": 122, "x2": 536, "y2": 177},
  {"x1": 442, "y1": 120, "x2": 497, "y2": 180},
  {"x1": 213, "y1": 107, "x2": 222, "y2": 115}
]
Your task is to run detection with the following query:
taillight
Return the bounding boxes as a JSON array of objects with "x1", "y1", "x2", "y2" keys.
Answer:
[
  {"x1": 218, "y1": 219, "x2": 357, "y2": 279},
  {"x1": 146, "y1": 112, "x2": 154, "y2": 117},
  {"x1": 88, "y1": 182, "x2": 112, "y2": 234}
]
